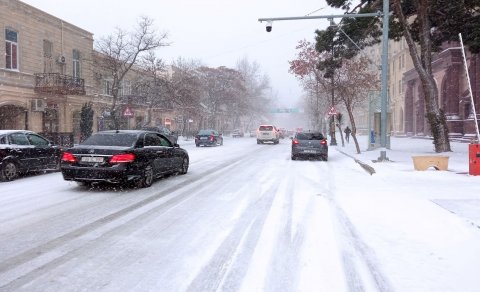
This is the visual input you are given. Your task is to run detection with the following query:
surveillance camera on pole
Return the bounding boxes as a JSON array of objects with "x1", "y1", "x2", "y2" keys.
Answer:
[{"x1": 266, "y1": 20, "x2": 273, "y2": 32}]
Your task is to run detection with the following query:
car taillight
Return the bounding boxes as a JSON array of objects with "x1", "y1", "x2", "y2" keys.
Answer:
[
  {"x1": 320, "y1": 140, "x2": 327, "y2": 145},
  {"x1": 61, "y1": 152, "x2": 77, "y2": 163},
  {"x1": 110, "y1": 153, "x2": 135, "y2": 163},
  {"x1": 209, "y1": 135, "x2": 214, "y2": 141},
  {"x1": 292, "y1": 139, "x2": 299, "y2": 145}
]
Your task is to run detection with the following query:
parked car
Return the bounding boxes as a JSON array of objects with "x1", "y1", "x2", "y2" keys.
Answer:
[
  {"x1": 195, "y1": 129, "x2": 223, "y2": 147},
  {"x1": 60, "y1": 130, "x2": 189, "y2": 188},
  {"x1": 141, "y1": 126, "x2": 178, "y2": 145},
  {"x1": 0, "y1": 130, "x2": 62, "y2": 181},
  {"x1": 231, "y1": 129, "x2": 244, "y2": 138},
  {"x1": 256, "y1": 125, "x2": 280, "y2": 144},
  {"x1": 291, "y1": 131, "x2": 328, "y2": 161}
]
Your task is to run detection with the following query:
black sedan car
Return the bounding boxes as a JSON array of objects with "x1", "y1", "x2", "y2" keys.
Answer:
[
  {"x1": 0, "y1": 130, "x2": 62, "y2": 181},
  {"x1": 195, "y1": 129, "x2": 223, "y2": 147},
  {"x1": 291, "y1": 131, "x2": 328, "y2": 161},
  {"x1": 61, "y1": 130, "x2": 189, "y2": 188}
]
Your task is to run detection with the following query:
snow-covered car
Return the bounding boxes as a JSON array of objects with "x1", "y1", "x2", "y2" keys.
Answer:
[{"x1": 0, "y1": 130, "x2": 62, "y2": 181}]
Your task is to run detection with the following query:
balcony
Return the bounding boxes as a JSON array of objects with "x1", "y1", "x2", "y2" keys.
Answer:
[{"x1": 34, "y1": 73, "x2": 86, "y2": 95}]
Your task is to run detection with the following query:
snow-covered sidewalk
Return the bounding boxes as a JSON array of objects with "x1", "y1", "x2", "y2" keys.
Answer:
[{"x1": 336, "y1": 135, "x2": 480, "y2": 227}]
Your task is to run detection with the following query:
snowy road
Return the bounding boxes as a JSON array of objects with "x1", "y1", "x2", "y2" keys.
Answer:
[
  {"x1": 0, "y1": 137, "x2": 389, "y2": 291},
  {"x1": 3, "y1": 136, "x2": 480, "y2": 292}
]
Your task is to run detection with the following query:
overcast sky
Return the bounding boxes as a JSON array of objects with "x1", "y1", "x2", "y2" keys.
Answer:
[{"x1": 21, "y1": 0, "x2": 341, "y2": 107}]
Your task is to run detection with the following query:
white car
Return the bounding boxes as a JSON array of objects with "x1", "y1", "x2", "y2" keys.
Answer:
[{"x1": 256, "y1": 125, "x2": 280, "y2": 144}]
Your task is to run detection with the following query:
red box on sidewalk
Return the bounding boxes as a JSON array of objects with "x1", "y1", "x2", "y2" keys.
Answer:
[{"x1": 469, "y1": 144, "x2": 480, "y2": 176}]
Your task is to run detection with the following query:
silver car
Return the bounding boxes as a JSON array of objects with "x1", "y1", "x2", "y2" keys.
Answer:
[{"x1": 291, "y1": 131, "x2": 328, "y2": 161}]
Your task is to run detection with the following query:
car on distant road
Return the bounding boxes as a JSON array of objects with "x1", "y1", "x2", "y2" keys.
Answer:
[
  {"x1": 195, "y1": 129, "x2": 223, "y2": 147},
  {"x1": 231, "y1": 129, "x2": 244, "y2": 138},
  {"x1": 141, "y1": 126, "x2": 178, "y2": 145},
  {"x1": 291, "y1": 131, "x2": 328, "y2": 161},
  {"x1": 0, "y1": 130, "x2": 62, "y2": 181},
  {"x1": 256, "y1": 125, "x2": 280, "y2": 144},
  {"x1": 60, "y1": 130, "x2": 189, "y2": 188}
]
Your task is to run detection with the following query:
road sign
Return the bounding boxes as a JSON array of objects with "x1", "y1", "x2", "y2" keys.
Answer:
[
  {"x1": 327, "y1": 107, "x2": 338, "y2": 116},
  {"x1": 123, "y1": 107, "x2": 134, "y2": 117},
  {"x1": 270, "y1": 108, "x2": 300, "y2": 113}
]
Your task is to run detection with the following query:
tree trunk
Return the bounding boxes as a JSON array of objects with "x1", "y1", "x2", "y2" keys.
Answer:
[
  {"x1": 346, "y1": 104, "x2": 361, "y2": 154},
  {"x1": 393, "y1": 0, "x2": 451, "y2": 153},
  {"x1": 336, "y1": 123, "x2": 345, "y2": 147}
]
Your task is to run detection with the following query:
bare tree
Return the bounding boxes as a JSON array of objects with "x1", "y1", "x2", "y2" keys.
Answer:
[
  {"x1": 94, "y1": 16, "x2": 169, "y2": 129},
  {"x1": 289, "y1": 40, "x2": 337, "y2": 132},
  {"x1": 235, "y1": 57, "x2": 271, "y2": 130},
  {"x1": 336, "y1": 57, "x2": 380, "y2": 153}
]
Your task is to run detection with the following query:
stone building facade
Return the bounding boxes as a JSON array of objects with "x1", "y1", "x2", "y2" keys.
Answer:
[
  {"x1": 403, "y1": 43, "x2": 480, "y2": 139},
  {"x1": 0, "y1": 0, "x2": 181, "y2": 145}
]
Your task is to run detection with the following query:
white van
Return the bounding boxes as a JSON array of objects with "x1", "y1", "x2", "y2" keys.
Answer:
[{"x1": 256, "y1": 125, "x2": 280, "y2": 144}]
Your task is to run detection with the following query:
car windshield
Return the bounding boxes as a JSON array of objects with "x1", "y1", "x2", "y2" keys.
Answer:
[
  {"x1": 296, "y1": 133, "x2": 324, "y2": 140},
  {"x1": 81, "y1": 133, "x2": 138, "y2": 147},
  {"x1": 259, "y1": 126, "x2": 273, "y2": 131}
]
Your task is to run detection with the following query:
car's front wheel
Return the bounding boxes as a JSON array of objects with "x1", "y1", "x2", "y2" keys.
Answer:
[
  {"x1": 0, "y1": 161, "x2": 18, "y2": 181},
  {"x1": 135, "y1": 165, "x2": 153, "y2": 188},
  {"x1": 179, "y1": 156, "x2": 189, "y2": 174}
]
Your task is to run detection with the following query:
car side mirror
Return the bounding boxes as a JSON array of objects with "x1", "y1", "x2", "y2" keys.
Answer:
[{"x1": 173, "y1": 143, "x2": 180, "y2": 148}]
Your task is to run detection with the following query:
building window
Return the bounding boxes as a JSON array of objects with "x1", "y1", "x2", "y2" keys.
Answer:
[
  {"x1": 398, "y1": 80, "x2": 402, "y2": 94},
  {"x1": 120, "y1": 80, "x2": 131, "y2": 96},
  {"x1": 5, "y1": 29, "x2": 18, "y2": 70},
  {"x1": 103, "y1": 80, "x2": 112, "y2": 95},
  {"x1": 73, "y1": 49, "x2": 81, "y2": 79},
  {"x1": 43, "y1": 40, "x2": 53, "y2": 73}
]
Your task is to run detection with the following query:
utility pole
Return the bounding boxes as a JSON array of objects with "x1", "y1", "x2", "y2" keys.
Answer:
[{"x1": 259, "y1": 4, "x2": 389, "y2": 159}]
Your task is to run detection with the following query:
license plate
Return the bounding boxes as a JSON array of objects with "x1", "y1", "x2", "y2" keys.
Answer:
[
  {"x1": 200, "y1": 137, "x2": 208, "y2": 140},
  {"x1": 262, "y1": 133, "x2": 269, "y2": 135},
  {"x1": 303, "y1": 150, "x2": 317, "y2": 153},
  {"x1": 81, "y1": 156, "x2": 104, "y2": 163}
]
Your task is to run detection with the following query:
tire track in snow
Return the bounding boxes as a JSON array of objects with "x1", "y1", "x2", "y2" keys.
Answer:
[
  {"x1": 323, "y1": 154, "x2": 393, "y2": 292},
  {"x1": 0, "y1": 146, "x2": 272, "y2": 290},
  {"x1": 185, "y1": 151, "x2": 290, "y2": 292}
]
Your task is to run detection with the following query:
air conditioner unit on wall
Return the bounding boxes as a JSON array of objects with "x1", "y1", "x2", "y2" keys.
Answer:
[
  {"x1": 31, "y1": 99, "x2": 46, "y2": 112},
  {"x1": 57, "y1": 55, "x2": 66, "y2": 64}
]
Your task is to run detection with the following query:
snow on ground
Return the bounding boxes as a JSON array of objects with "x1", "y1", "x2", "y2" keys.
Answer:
[
  {"x1": 330, "y1": 134, "x2": 480, "y2": 292},
  {"x1": 1, "y1": 134, "x2": 480, "y2": 292}
]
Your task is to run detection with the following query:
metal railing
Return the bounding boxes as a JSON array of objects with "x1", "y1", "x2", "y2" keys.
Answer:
[{"x1": 34, "y1": 73, "x2": 86, "y2": 95}]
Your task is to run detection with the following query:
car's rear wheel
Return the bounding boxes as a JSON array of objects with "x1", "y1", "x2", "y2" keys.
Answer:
[
  {"x1": 1, "y1": 161, "x2": 18, "y2": 181},
  {"x1": 76, "y1": 181, "x2": 92, "y2": 188},
  {"x1": 135, "y1": 165, "x2": 153, "y2": 188},
  {"x1": 257, "y1": 140, "x2": 261, "y2": 144},
  {"x1": 291, "y1": 155, "x2": 296, "y2": 161},
  {"x1": 179, "y1": 156, "x2": 189, "y2": 174}
]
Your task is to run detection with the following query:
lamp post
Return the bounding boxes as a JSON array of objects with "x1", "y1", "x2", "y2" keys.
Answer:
[{"x1": 330, "y1": 70, "x2": 337, "y2": 145}]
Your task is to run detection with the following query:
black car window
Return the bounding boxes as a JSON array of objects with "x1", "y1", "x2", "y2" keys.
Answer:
[
  {"x1": 296, "y1": 133, "x2": 324, "y2": 140},
  {"x1": 27, "y1": 134, "x2": 50, "y2": 146},
  {"x1": 10, "y1": 133, "x2": 30, "y2": 145},
  {"x1": 144, "y1": 134, "x2": 162, "y2": 146},
  {"x1": 259, "y1": 126, "x2": 273, "y2": 131},
  {"x1": 82, "y1": 133, "x2": 138, "y2": 147},
  {"x1": 159, "y1": 135, "x2": 171, "y2": 147},
  {"x1": 198, "y1": 130, "x2": 214, "y2": 135}
]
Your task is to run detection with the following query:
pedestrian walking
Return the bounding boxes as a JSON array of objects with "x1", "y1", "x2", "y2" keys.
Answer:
[{"x1": 344, "y1": 126, "x2": 352, "y2": 143}]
